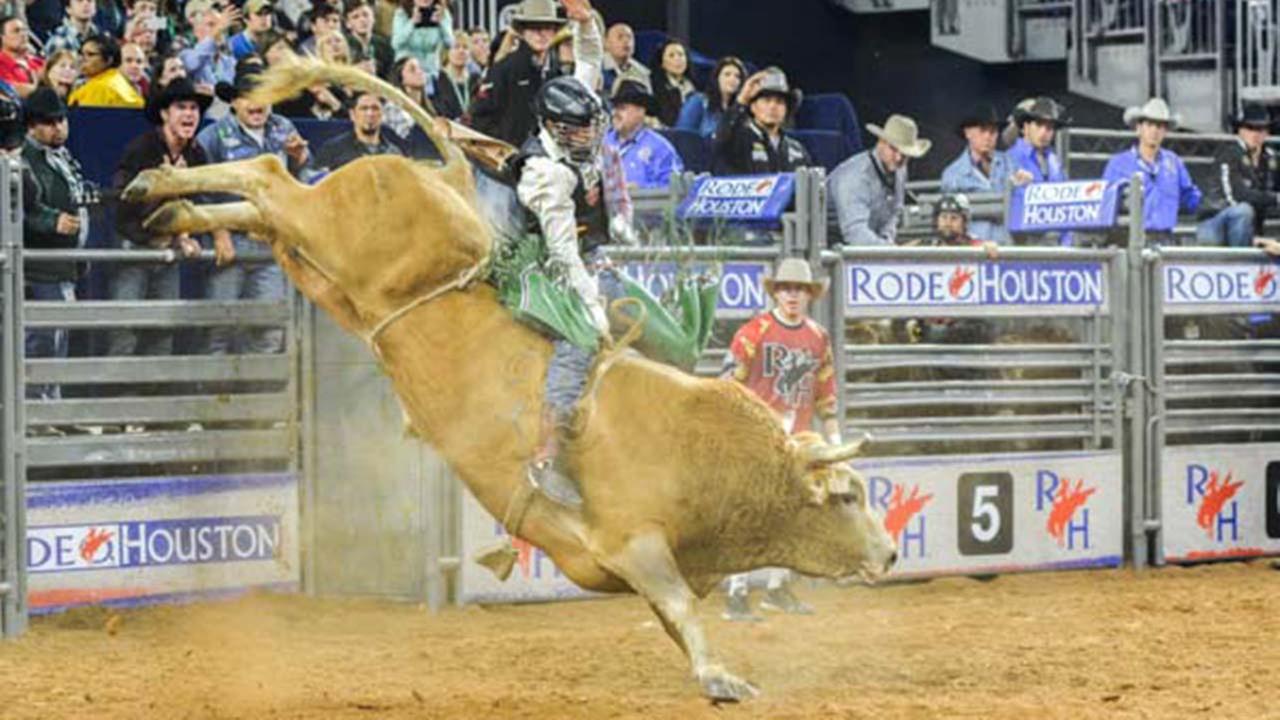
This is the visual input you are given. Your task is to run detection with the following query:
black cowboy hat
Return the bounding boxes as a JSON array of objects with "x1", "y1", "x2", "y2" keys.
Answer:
[
  {"x1": 23, "y1": 85, "x2": 66, "y2": 125},
  {"x1": 214, "y1": 62, "x2": 264, "y2": 104},
  {"x1": 1234, "y1": 103, "x2": 1272, "y2": 130},
  {"x1": 145, "y1": 77, "x2": 213, "y2": 124},
  {"x1": 610, "y1": 80, "x2": 656, "y2": 115},
  {"x1": 957, "y1": 104, "x2": 1001, "y2": 136},
  {"x1": 1014, "y1": 96, "x2": 1070, "y2": 128}
]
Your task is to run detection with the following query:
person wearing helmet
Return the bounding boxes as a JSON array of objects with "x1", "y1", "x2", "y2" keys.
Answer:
[
  {"x1": 510, "y1": 0, "x2": 636, "y2": 506},
  {"x1": 932, "y1": 192, "x2": 999, "y2": 256}
]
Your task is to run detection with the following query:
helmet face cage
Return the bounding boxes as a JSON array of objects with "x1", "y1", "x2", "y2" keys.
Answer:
[{"x1": 546, "y1": 108, "x2": 607, "y2": 164}]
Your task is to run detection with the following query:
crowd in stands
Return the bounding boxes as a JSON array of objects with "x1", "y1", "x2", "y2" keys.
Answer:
[{"x1": 3, "y1": 0, "x2": 1280, "y2": 432}]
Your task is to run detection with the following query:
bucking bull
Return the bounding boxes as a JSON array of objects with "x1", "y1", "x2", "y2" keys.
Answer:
[{"x1": 122, "y1": 58, "x2": 897, "y2": 702}]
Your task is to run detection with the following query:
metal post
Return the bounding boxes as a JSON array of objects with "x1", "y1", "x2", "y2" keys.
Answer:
[
  {"x1": 298, "y1": 298, "x2": 318, "y2": 596},
  {"x1": 1, "y1": 157, "x2": 27, "y2": 637},
  {"x1": 1146, "y1": 246, "x2": 1165, "y2": 566},
  {"x1": 1124, "y1": 171, "x2": 1149, "y2": 568}
]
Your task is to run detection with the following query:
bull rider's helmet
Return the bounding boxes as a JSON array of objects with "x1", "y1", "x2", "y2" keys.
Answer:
[
  {"x1": 934, "y1": 192, "x2": 971, "y2": 220},
  {"x1": 533, "y1": 76, "x2": 607, "y2": 164}
]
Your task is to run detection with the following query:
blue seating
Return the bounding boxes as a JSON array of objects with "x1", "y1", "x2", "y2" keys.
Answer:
[
  {"x1": 793, "y1": 93, "x2": 863, "y2": 159},
  {"x1": 790, "y1": 129, "x2": 854, "y2": 173},
  {"x1": 658, "y1": 128, "x2": 712, "y2": 174}
]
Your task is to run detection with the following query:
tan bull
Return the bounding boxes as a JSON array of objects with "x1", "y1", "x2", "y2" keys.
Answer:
[{"x1": 123, "y1": 58, "x2": 897, "y2": 702}]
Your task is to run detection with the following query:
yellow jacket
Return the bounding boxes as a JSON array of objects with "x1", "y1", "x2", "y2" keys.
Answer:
[{"x1": 67, "y1": 68, "x2": 144, "y2": 109}]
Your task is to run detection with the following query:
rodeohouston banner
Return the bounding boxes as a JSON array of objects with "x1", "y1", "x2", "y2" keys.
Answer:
[
  {"x1": 844, "y1": 260, "x2": 1109, "y2": 317},
  {"x1": 25, "y1": 473, "x2": 300, "y2": 613},
  {"x1": 851, "y1": 450, "x2": 1124, "y2": 578},
  {"x1": 617, "y1": 261, "x2": 769, "y2": 318},
  {"x1": 677, "y1": 174, "x2": 796, "y2": 225},
  {"x1": 1006, "y1": 180, "x2": 1124, "y2": 233},
  {"x1": 1160, "y1": 443, "x2": 1280, "y2": 563},
  {"x1": 1162, "y1": 261, "x2": 1280, "y2": 312}
]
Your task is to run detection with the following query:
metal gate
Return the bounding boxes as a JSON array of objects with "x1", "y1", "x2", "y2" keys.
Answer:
[{"x1": 1, "y1": 158, "x2": 27, "y2": 638}]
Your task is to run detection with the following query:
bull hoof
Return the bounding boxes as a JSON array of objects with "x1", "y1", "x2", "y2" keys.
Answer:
[
  {"x1": 144, "y1": 200, "x2": 196, "y2": 234},
  {"x1": 698, "y1": 665, "x2": 758, "y2": 704}
]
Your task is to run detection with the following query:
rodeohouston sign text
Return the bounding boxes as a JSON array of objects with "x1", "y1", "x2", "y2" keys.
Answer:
[
  {"x1": 845, "y1": 260, "x2": 1108, "y2": 315},
  {"x1": 677, "y1": 174, "x2": 795, "y2": 224},
  {"x1": 618, "y1": 261, "x2": 768, "y2": 317},
  {"x1": 1006, "y1": 180, "x2": 1124, "y2": 233},
  {"x1": 1162, "y1": 262, "x2": 1280, "y2": 310}
]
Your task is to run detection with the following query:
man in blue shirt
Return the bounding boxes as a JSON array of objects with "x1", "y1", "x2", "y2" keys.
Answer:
[
  {"x1": 603, "y1": 80, "x2": 683, "y2": 190},
  {"x1": 1102, "y1": 98, "x2": 1201, "y2": 245},
  {"x1": 181, "y1": 0, "x2": 237, "y2": 92},
  {"x1": 1008, "y1": 96, "x2": 1068, "y2": 185},
  {"x1": 197, "y1": 67, "x2": 315, "y2": 355},
  {"x1": 229, "y1": 0, "x2": 276, "y2": 61},
  {"x1": 941, "y1": 104, "x2": 1012, "y2": 244}
]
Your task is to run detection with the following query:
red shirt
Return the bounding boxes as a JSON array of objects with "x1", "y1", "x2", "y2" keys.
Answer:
[
  {"x1": 727, "y1": 310, "x2": 838, "y2": 433},
  {"x1": 0, "y1": 51, "x2": 43, "y2": 88}
]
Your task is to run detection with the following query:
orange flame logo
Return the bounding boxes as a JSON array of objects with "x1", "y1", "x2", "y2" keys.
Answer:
[
  {"x1": 79, "y1": 528, "x2": 114, "y2": 564},
  {"x1": 948, "y1": 266, "x2": 975, "y2": 298},
  {"x1": 883, "y1": 484, "x2": 933, "y2": 540},
  {"x1": 1254, "y1": 267, "x2": 1276, "y2": 297},
  {"x1": 1196, "y1": 471, "x2": 1244, "y2": 538},
  {"x1": 510, "y1": 536, "x2": 536, "y2": 579},
  {"x1": 1045, "y1": 479, "x2": 1096, "y2": 546}
]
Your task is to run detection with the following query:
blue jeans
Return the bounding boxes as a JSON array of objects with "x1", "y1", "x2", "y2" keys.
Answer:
[
  {"x1": 24, "y1": 280, "x2": 75, "y2": 400},
  {"x1": 1197, "y1": 204, "x2": 1257, "y2": 247},
  {"x1": 204, "y1": 240, "x2": 285, "y2": 355},
  {"x1": 543, "y1": 249, "x2": 627, "y2": 418},
  {"x1": 107, "y1": 260, "x2": 181, "y2": 356}
]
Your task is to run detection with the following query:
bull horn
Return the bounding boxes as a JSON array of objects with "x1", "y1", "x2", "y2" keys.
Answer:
[{"x1": 804, "y1": 433, "x2": 872, "y2": 467}]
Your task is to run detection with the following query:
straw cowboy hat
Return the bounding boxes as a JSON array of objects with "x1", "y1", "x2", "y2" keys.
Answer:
[
  {"x1": 764, "y1": 258, "x2": 828, "y2": 298},
  {"x1": 866, "y1": 114, "x2": 931, "y2": 158},
  {"x1": 509, "y1": 0, "x2": 566, "y2": 27},
  {"x1": 1123, "y1": 98, "x2": 1181, "y2": 128}
]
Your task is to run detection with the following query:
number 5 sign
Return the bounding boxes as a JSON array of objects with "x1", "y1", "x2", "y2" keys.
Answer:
[{"x1": 957, "y1": 472, "x2": 1014, "y2": 555}]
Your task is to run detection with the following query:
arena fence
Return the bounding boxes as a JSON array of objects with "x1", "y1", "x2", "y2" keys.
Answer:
[{"x1": 1, "y1": 158, "x2": 27, "y2": 638}]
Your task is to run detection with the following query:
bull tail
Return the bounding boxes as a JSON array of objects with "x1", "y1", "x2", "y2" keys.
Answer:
[{"x1": 245, "y1": 57, "x2": 467, "y2": 171}]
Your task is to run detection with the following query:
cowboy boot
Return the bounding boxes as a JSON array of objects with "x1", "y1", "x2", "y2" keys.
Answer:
[{"x1": 527, "y1": 409, "x2": 583, "y2": 508}]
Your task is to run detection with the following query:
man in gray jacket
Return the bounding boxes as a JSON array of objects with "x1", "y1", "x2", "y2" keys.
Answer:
[{"x1": 828, "y1": 114, "x2": 931, "y2": 245}]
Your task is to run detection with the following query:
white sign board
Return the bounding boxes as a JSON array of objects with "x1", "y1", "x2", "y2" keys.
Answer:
[
  {"x1": 852, "y1": 450, "x2": 1124, "y2": 578},
  {"x1": 1160, "y1": 443, "x2": 1280, "y2": 563},
  {"x1": 1162, "y1": 261, "x2": 1280, "y2": 314},
  {"x1": 26, "y1": 473, "x2": 300, "y2": 613}
]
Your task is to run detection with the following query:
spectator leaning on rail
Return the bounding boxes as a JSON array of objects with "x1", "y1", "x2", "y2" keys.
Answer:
[
  {"x1": 600, "y1": 22, "x2": 648, "y2": 94},
  {"x1": 44, "y1": 0, "x2": 102, "y2": 59},
  {"x1": 315, "y1": 89, "x2": 405, "y2": 169},
  {"x1": 197, "y1": 65, "x2": 314, "y2": 355},
  {"x1": 713, "y1": 67, "x2": 811, "y2": 175},
  {"x1": 1101, "y1": 98, "x2": 1201, "y2": 246},
  {"x1": 828, "y1": 113, "x2": 930, "y2": 246},
  {"x1": 1008, "y1": 96, "x2": 1068, "y2": 185},
  {"x1": 109, "y1": 78, "x2": 208, "y2": 364},
  {"x1": 676, "y1": 55, "x2": 745, "y2": 139},
  {"x1": 68, "y1": 35, "x2": 145, "y2": 108},
  {"x1": 20, "y1": 87, "x2": 90, "y2": 400},
  {"x1": 469, "y1": 0, "x2": 565, "y2": 145},
  {"x1": 0, "y1": 15, "x2": 45, "y2": 99},
  {"x1": 721, "y1": 258, "x2": 839, "y2": 622},
  {"x1": 603, "y1": 80, "x2": 683, "y2": 190},
  {"x1": 940, "y1": 104, "x2": 1012, "y2": 245},
  {"x1": 1197, "y1": 104, "x2": 1277, "y2": 248}
]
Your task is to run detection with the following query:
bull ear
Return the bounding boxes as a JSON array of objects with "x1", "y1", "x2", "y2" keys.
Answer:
[{"x1": 802, "y1": 433, "x2": 871, "y2": 468}]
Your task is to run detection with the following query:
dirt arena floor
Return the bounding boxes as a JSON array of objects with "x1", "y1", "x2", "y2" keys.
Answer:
[{"x1": 1, "y1": 561, "x2": 1277, "y2": 720}]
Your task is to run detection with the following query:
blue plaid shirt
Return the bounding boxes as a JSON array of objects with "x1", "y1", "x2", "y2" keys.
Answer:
[
  {"x1": 42, "y1": 18, "x2": 100, "y2": 58},
  {"x1": 1103, "y1": 146, "x2": 1202, "y2": 232},
  {"x1": 180, "y1": 37, "x2": 236, "y2": 88}
]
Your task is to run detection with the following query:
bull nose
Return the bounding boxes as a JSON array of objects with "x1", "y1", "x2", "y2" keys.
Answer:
[{"x1": 888, "y1": 551, "x2": 899, "y2": 566}]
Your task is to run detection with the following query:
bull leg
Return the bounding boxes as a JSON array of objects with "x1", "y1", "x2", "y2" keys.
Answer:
[
  {"x1": 121, "y1": 154, "x2": 297, "y2": 204},
  {"x1": 600, "y1": 531, "x2": 758, "y2": 702},
  {"x1": 144, "y1": 200, "x2": 269, "y2": 238}
]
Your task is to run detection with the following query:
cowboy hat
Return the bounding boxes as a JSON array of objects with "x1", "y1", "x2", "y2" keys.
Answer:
[
  {"x1": 956, "y1": 104, "x2": 1001, "y2": 137},
  {"x1": 22, "y1": 85, "x2": 66, "y2": 125},
  {"x1": 509, "y1": 0, "x2": 565, "y2": 27},
  {"x1": 749, "y1": 67, "x2": 802, "y2": 111},
  {"x1": 866, "y1": 114, "x2": 931, "y2": 158},
  {"x1": 214, "y1": 62, "x2": 264, "y2": 103},
  {"x1": 144, "y1": 77, "x2": 212, "y2": 124},
  {"x1": 1014, "y1": 96, "x2": 1070, "y2": 127},
  {"x1": 611, "y1": 80, "x2": 656, "y2": 115},
  {"x1": 764, "y1": 258, "x2": 827, "y2": 298},
  {"x1": 1234, "y1": 104, "x2": 1272, "y2": 130},
  {"x1": 1123, "y1": 97, "x2": 1180, "y2": 128}
]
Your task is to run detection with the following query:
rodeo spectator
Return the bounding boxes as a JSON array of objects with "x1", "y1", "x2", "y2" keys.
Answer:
[
  {"x1": 44, "y1": 0, "x2": 103, "y2": 58},
  {"x1": 21, "y1": 87, "x2": 90, "y2": 401},
  {"x1": 230, "y1": 0, "x2": 276, "y2": 60},
  {"x1": 470, "y1": 0, "x2": 565, "y2": 145},
  {"x1": 721, "y1": 258, "x2": 839, "y2": 621},
  {"x1": 650, "y1": 38, "x2": 695, "y2": 128},
  {"x1": 109, "y1": 78, "x2": 208, "y2": 366},
  {"x1": 676, "y1": 55, "x2": 745, "y2": 139},
  {"x1": 197, "y1": 65, "x2": 313, "y2": 355},
  {"x1": 299, "y1": 4, "x2": 343, "y2": 56},
  {"x1": 120, "y1": 41, "x2": 149, "y2": 96},
  {"x1": 713, "y1": 67, "x2": 811, "y2": 176},
  {"x1": 390, "y1": 0, "x2": 453, "y2": 77},
  {"x1": 180, "y1": 0, "x2": 237, "y2": 94},
  {"x1": 1008, "y1": 96, "x2": 1068, "y2": 185},
  {"x1": 828, "y1": 113, "x2": 930, "y2": 246},
  {"x1": 316, "y1": 90, "x2": 405, "y2": 169},
  {"x1": 38, "y1": 50, "x2": 80, "y2": 100},
  {"x1": 69, "y1": 35, "x2": 145, "y2": 108},
  {"x1": 601, "y1": 22, "x2": 647, "y2": 93},
  {"x1": 604, "y1": 80, "x2": 683, "y2": 189},
  {"x1": 433, "y1": 29, "x2": 475, "y2": 121},
  {"x1": 940, "y1": 104, "x2": 1012, "y2": 245},
  {"x1": 382, "y1": 55, "x2": 428, "y2": 140},
  {"x1": 466, "y1": 25, "x2": 490, "y2": 75},
  {"x1": 1197, "y1": 104, "x2": 1277, "y2": 248},
  {"x1": 0, "y1": 15, "x2": 44, "y2": 99},
  {"x1": 1102, "y1": 98, "x2": 1201, "y2": 246},
  {"x1": 345, "y1": 0, "x2": 394, "y2": 79}
]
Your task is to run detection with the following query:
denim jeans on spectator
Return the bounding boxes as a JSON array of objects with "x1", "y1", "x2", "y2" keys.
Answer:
[
  {"x1": 1196, "y1": 203, "x2": 1256, "y2": 247},
  {"x1": 107, "y1": 258, "x2": 182, "y2": 357},
  {"x1": 24, "y1": 281, "x2": 75, "y2": 400},
  {"x1": 205, "y1": 239, "x2": 285, "y2": 355}
]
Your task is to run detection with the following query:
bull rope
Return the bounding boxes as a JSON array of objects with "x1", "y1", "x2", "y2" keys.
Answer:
[{"x1": 364, "y1": 261, "x2": 487, "y2": 359}]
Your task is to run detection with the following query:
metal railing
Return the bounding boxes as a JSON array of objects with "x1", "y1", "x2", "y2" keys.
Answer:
[
  {"x1": 1, "y1": 159, "x2": 26, "y2": 638},
  {"x1": 451, "y1": 0, "x2": 502, "y2": 34},
  {"x1": 1237, "y1": 0, "x2": 1280, "y2": 111}
]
